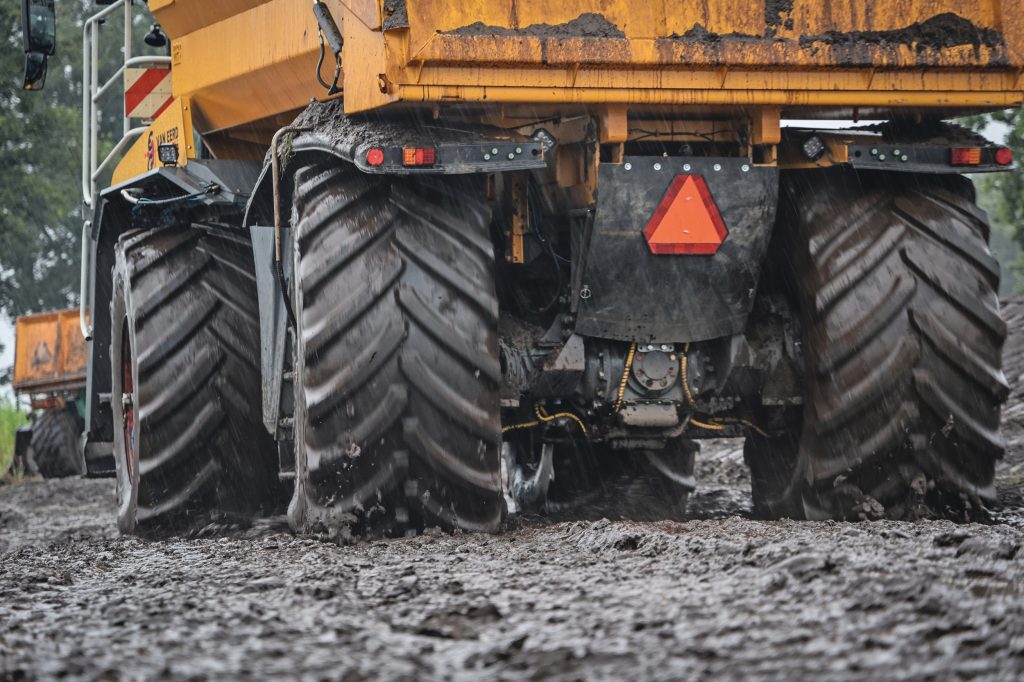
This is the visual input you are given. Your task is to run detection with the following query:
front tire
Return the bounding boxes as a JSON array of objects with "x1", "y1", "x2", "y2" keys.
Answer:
[
  {"x1": 110, "y1": 225, "x2": 279, "y2": 534},
  {"x1": 288, "y1": 163, "x2": 503, "y2": 538}
]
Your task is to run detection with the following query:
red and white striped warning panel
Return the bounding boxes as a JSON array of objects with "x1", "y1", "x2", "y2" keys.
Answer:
[{"x1": 124, "y1": 66, "x2": 173, "y2": 121}]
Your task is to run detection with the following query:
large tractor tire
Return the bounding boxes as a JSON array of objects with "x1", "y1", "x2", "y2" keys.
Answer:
[
  {"x1": 775, "y1": 170, "x2": 1007, "y2": 520},
  {"x1": 288, "y1": 162, "x2": 503, "y2": 538},
  {"x1": 26, "y1": 407, "x2": 83, "y2": 479},
  {"x1": 110, "y1": 225, "x2": 279, "y2": 534}
]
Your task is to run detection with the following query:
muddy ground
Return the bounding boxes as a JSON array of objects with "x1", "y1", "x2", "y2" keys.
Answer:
[{"x1": 4, "y1": 308, "x2": 1024, "y2": 679}]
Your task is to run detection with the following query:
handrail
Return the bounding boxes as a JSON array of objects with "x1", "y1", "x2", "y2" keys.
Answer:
[
  {"x1": 79, "y1": 0, "x2": 145, "y2": 338},
  {"x1": 82, "y1": 0, "x2": 128, "y2": 209},
  {"x1": 124, "y1": 55, "x2": 172, "y2": 69},
  {"x1": 92, "y1": 127, "x2": 147, "y2": 182},
  {"x1": 79, "y1": 220, "x2": 92, "y2": 340}
]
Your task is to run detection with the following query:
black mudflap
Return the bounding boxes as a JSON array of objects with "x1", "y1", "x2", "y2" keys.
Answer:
[{"x1": 575, "y1": 157, "x2": 778, "y2": 343}]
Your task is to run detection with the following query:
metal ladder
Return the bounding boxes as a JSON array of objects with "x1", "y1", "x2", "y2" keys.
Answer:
[{"x1": 79, "y1": 0, "x2": 170, "y2": 339}]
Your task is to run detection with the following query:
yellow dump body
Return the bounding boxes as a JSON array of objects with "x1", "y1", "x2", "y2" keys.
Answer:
[
  {"x1": 12, "y1": 309, "x2": 88, "y2": 395},
  {"x1": 112, "y1": 0, "x2": 1024, "y2": 182}
]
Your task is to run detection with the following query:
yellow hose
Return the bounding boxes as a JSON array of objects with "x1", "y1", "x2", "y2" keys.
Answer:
[{"x1": 615, "y1": 341, "x2": 638, "y2": 412}]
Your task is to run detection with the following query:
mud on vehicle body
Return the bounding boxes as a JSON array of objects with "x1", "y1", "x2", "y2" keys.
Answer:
[{"x1": 27, "y1": 1, "x2": 1022, "y2": 534}]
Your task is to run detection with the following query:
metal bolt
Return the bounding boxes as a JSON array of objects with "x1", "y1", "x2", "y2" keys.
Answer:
[
  {"x1": 624, "y1": 162, "x2": 633, "y2": 171},
  {"x1": 893, "y1": 149, "x2": 901, "y2": 156},
  {"x1": 580, "y1": 285, "x2": 592, "y2": 300},
  {"x1": 484, "y1": 154, "x2": 491, "y2": 160},
  {"x1": 661, "y1": 344, "x2": 672, "y2": 351},
  {"x1": 741, "y1": 164, "x2": 750, "y2": 172},
  {"x1": 515, "y1": 147, "x2": 522, "y2": 154},
  {"x1": 871, "y1": 148, "x2": 879, "y2": 156},
  {"x1": 492, "y1": 148, "x2": 499, "y2": 155},
  {"x1": 507, "y1": 152, "x2": 515, "y2": 160},
  {"x1": 713, "y1": 163, "x2": 722, "y2": 172},
  {"x1": 901, "y1": 155, "x2": 909, "y2": 162},
  {"x1": 878, "y1": 154, "x2": 886, "y2": 161},
  {"x1": 654, "y1": 162, "x2": 662, "y2": 171}
]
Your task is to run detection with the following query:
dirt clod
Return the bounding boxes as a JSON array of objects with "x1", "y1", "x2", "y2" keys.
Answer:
[
  {"x1": 765, "y1": 0, "x2": 795, "y2": 33},
  {"x1": 446, "y1": 13, "x2": 625, "y2": 39},
  {"x1": 799, "y1": 12, "x2": 1004, "y2": 51},
  {"x1": 383, "y1": 0, "x2": 408, "y2": 31}
]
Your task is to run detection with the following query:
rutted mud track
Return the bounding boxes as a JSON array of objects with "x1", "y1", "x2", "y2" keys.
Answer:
[{"x1": 4, "y1": 311, "x2": 1024, "y2": 679}]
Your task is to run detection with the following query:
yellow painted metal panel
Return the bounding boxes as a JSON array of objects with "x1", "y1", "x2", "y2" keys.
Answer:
[
  {"x1": 149, "y1": 0, "x2": 275, "y2": 42},
  {"x1": 408, "y1": 33, "x2": 1014, "y2": 69},
  {"x1": 116, "y1": 0, "x2": 1024, "y2": 165},
  {"x1": 405, "y1": 0, "x2": 1021, "y2": 64},
  {"x1": 13, "y1": 309, "x2": 87, "y2": 393},
  {"x1": 342, "y1": 9, "x2": 399, "y2": 113},
  {"x1": 164, "y1": 0, "x2": 342, "y2": 132},
  {"x1": 394, "y1": 84, "x2": 1021, "y2": 109},
  {"x1": 398, "y1": 63, "x2": 1023, "y2": 91},
  {"x1": 112, "y1": 97, "x2": 196, "y2": 186}
]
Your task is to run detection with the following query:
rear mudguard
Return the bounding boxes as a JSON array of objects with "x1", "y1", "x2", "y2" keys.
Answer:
[{"x1": 244, "y1": 100, "x2": 545, "y2": 225}]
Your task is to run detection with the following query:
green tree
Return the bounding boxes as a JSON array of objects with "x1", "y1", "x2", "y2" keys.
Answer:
[
  {"x1": 965, "y1": 109, "x2": 1024, "y2": 295},
  {"x1": 0, "y1": 0, "x2": 153, "y2": 317},
  {"x1": 1, "y1": 1, "x2": 80, "y2": 315}
]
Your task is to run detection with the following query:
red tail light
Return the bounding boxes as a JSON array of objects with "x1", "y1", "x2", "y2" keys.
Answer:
[
  {"x1": 995, "y1": 147, "x2": 1014, "y2": 166},
  {"x1": 951, "y1": 148, "x2": 982, "y2": 166},
  {"x1": 402, "y1": 147, "x2": 436, "y2": 166},
  {"x1": 366, "y1": 148, "x2": 385, "y2": 166}
]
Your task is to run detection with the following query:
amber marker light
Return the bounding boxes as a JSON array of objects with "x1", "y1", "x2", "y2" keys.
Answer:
[
  {"x1": 950, "y1": 148, "x2": 982, "y2": 166},
  {"x1": 402, "y1": 147, "x2": 436, "y2": 166}
]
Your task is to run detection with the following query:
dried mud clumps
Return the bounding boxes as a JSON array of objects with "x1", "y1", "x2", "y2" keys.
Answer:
[
  {"x1": 382, "y1": 0, "x2": 408, "y2": 31},
  {"x1": 446, "y1": 12, "x2": 625, "y2": 39},
  {"x1": 662, "y1": 9, "x2": 1004, "y2": 62},
  {"x1": 799, "y1": 12, "x2": 1005, "y2": 52},
  {"x1": 765, "y1": 0, "x2": 795, "y2": 36},
  {"x1": 666, "y1": 23, "x2": 761, "y2": 43}
]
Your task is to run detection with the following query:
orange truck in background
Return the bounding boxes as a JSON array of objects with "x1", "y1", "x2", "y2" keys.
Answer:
[{"x1": 11, "y1": 309, "x2": 88, "y2": 478}]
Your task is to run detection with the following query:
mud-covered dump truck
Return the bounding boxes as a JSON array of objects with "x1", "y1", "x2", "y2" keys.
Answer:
[
  {"x1": 11, "y1": 308, "x2": 87, "y2": 478},
  {"x1": 20, "y1": 0, "x2": 1024, "y2": 533}
]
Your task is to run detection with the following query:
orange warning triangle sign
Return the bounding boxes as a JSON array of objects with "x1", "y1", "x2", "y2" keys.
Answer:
[{"x1": 643, "y1": 175, "x2": 728, "y2": 255}]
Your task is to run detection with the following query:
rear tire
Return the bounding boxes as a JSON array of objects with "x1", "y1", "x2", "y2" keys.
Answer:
[
  {"x1": 288, "y1": 163, "x2": 503, "y2": 538},
  {"x1": 780, "y1": 170, "x2": 1007, "y2": 520},
  {"x1": 27, "y1": 407, "x2": 83, "y2": 479},
  {"x1": 110, "y1": 225, "x2": 279, "y2": 534}
]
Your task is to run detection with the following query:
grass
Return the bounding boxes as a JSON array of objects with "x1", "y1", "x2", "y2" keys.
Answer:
[{"x1": 0, "y1": 400, "x2": 29, "y2": 479}]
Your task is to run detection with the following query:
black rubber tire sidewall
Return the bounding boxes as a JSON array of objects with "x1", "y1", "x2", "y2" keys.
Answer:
[{"x1": 27, "y1": 407, "x2": 84, "y2": 479}]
